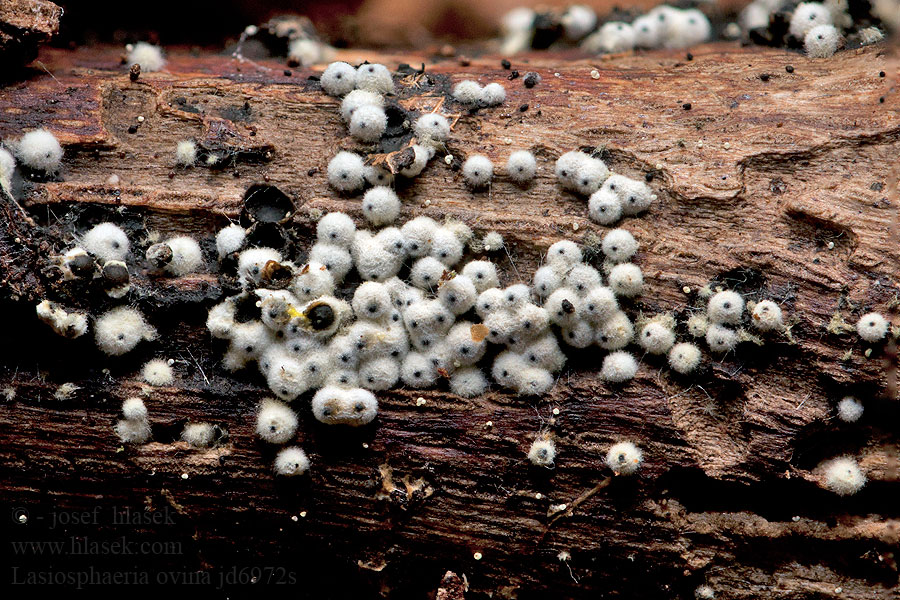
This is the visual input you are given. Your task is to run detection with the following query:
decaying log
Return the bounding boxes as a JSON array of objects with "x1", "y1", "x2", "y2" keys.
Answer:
[{"x1": 1, "y1": 42, "x2": 899, "y2": 598}]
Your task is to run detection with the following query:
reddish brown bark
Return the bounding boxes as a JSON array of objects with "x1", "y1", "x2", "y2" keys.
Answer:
[{"x1": 1, "y1": 43, "x2": 898, "y2": 598}]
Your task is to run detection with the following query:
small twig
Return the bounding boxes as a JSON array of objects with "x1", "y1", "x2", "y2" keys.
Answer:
[{"x1": 540, "y1": 477, "x2": 612, "y2": 542}]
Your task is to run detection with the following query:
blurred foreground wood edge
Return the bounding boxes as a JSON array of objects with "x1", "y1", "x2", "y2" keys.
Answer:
[
  {"x1": 0, "y1": 0, "x2": 61, "y2": 66},
  {"x1": 0, "y1": 42, "x2": 898, "y2": 598}
]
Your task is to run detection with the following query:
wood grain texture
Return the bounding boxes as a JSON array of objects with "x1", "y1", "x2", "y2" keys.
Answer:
[{"x1": 1, "y1": 42, "x2": 899, "y2": 598}]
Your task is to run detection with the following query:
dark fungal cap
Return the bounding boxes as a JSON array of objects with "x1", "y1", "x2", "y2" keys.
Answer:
[{"x1": 306, "y1": 302, "x2": 335, "y2": 330}]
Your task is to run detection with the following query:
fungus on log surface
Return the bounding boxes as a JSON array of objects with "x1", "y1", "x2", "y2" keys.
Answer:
[{"x1": 1, "y1": 42, "x2": 899, "y2": 598}]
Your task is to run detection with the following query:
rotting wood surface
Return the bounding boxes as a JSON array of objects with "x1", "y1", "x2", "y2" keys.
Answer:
[{"x1": 1, "y1": 43, "x2": 899, "y2": 598}]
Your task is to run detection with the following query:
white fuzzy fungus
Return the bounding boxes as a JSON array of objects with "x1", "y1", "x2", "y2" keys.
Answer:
[
  {"x1": 142, "y1": 358, "x2": 174, "y2": 386},
  {"x1": 327, "y1": 151, "x2": 366, "y2": 192},
  {"x1": 668, "y1": 342, "x2": 702, "y2": 374},
  {"x1": 174, "y1": 140, "x2": 197, "y2": 166},
  {"x1": 450, "y1": 367, "x2": 488, "y2": 397},
  {"x1": 505, "y1": 150, "x2": 536, "y2": 183},
  {"x1": 707, "y1": 291, "x2": 744, "y2": 325},
  {"x1": 528, "y1": 438, "x2": 557, "y2": 467},
  {"x1": 588, "y1": 189, "x2": 623, "y2": 225},
  {"x1": 821, "y1": 456, "x2": 866, "y2": 496},
  {"x1": 602, "y1": 229, "x2": 638, "y2": 263},
  {"x1": 0, "y1": 146, "x2": 15, "y2": 193},
  {"x1": 361, "y1": 186, "x2": 401, "y2": 226},
  {"x1": 562, "y1": 4, "x2": 598, "y2": 40},
  {"x1": 216, "y1": 224, "x2": 246, "y2": 258},
  {"x1": 751, "y1": 300, "x2": 783, "y2": 331},
  {"x1": 639, "y1": 322, "x2": 676, "y2": 355},
  {"x1": 312, "y1": 387, "x2": 378, "y2": 426},
  {"x1": 321, "y1": 61, "x2": 357, "y2": 96},
  {"x1": 121, "y1": 397, "x2": 148, "y2": 421},
  {"x1": 607, "y1": 263, "x2": 644, "y2": 297},
  {"x1": 856, "y1": 312, "x2": 888, "y2": 342},
  {"x1": 317, "y1": 211, "x2": 356, "y2": 247},
  {"x1": 256, "y1": 398, "x2": 298, "y2": 444},
  {"x1": 349, "y1": 104, "x2": 387, "y2": 142},
  {"x1": 16, "y1": 128, "x2": 63, "y2": 173},
  {"x1": 115, "y1": 418, "x2": 151, "y2": 444},
  {"x1": 600, "y1": 351, "x2": 638, "y2": 383},
  {"x1": 82, "y1": 222, "x2": 129, "y2": 262},
  {"x1": 413, "y1": 113, "x2": 450, "y2": 143},
  {"x1": 274, "y1": 447, "x2": 310, "y2": 476},
  {"x1": 95, "y1": 307, "x2": 157, "y2": 356},
  {"x1": 453, "y1": 80, "x2": 482, "y2": 105},
  {"x1": 805, "y1": 24, "x2": 840, "y2": 57},
  {"x1": 706, "y1": 324, "x2": 739, "y2": 353},
  {"x1": 127, "y1": 42, "x2": 166, "y2": 72},
  {"x1": 790, "y1": 2, "x2": 833, "y2": 39},
  {"x1": 182, "y1": 422, "x2": 216, "y2": 447},
  {"x1": 482, "y1": 231, "x2": 504, "y2": 252},
  {"x1": 480, "y1": 83, "x2": 506, "y2": 106},
  {"x1": 237, "y1": 247, "x2": 282, "y2": 284},
  {"x1": 355, "y1": 63, "x2": 394, "y2": 94},
  {"x1": 164, "y1": 236, "x2": 203, "y2": 276},
  {"x1": 606, "y1": 441, "x2": 643, "y2": 475},
  {"x1": 462, "y1": 155, "x2": 493, "y2": 189},
  {"x1": 340, "y1": 89, "x2": 384, "y2": 122},
  {"x1": 583, "y1": 22, "x2": 636, "y2": 54},
  {"x1": 287, "y1": 39, "x2": 325, "y2": 66},
  {"x1": 836, "y1": 396, "x2": 863, "y2": 423}
]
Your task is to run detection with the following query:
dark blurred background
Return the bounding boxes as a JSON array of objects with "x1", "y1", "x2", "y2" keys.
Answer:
[{"x1": 51, "y1": 0, "x2": 747, "y2": 48}]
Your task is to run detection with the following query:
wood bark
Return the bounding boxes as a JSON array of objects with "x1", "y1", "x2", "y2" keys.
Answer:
[{"x1": 1, "y1": 42, "x2": 899, "y2": 598}]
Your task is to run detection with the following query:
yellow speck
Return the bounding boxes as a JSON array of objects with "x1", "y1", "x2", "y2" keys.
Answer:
[
  {"x1": 590, "y1": 70, "x2": 600, "y2": 79},
  {"x1": 137, "y1": 116, "x2": 145, "y2": 123},
  {"x1": 683, "y1": 286, "x2": 691, "y2": 294},
  {"x1": 300, "y1": 511, "x2": 307, "y2": 518},
  {"x1": 416, "y1": 397, "x2": 426, "y2": 406},
  {"x1": 181, "y1": 473, "x2": 188, "y2": 480}
]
